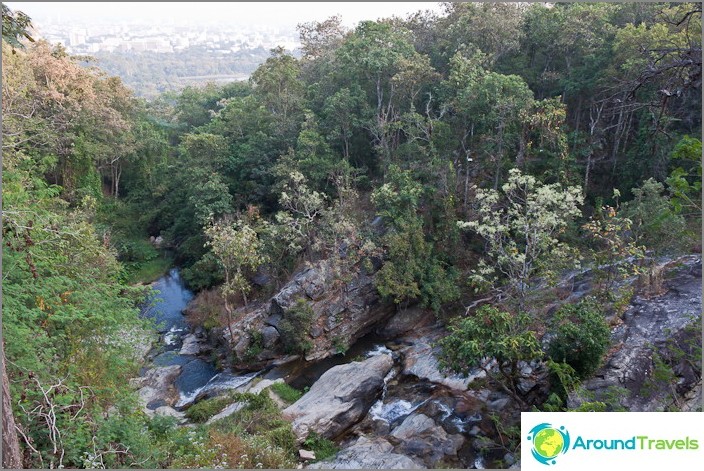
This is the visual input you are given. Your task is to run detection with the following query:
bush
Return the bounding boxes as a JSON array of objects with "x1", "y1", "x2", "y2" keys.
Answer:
[
  {"x1": 620, "y1": 178, "x2": 688, "y2": 255},
  {"x1": 278, "y1": 298, "x2": 314, "y2": 354},
  {"x1": 547, "y1": 297, "x2": 611, "y2": 379},
  {"x1": 185, "y1": 396, "x2": 232, "y2": 423}
]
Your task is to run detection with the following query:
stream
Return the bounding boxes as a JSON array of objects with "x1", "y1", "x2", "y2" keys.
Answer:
[{"x1": 140, "y1": 269, "x2": 258, "y2": 410}]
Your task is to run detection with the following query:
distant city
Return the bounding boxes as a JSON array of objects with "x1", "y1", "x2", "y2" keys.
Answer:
[
  {"x1": 25, "y1": 17, "x2": 302, "y2": 97},
  {"x1": 32, "y1": 18, "x2": 300, "y2": 55}
]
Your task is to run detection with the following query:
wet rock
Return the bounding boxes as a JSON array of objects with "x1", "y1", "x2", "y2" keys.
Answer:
[
  {"x1": 283, "y1": 354, "x2": 394, "y2": 440},
  {"x1": 137, "y1": 365, "x2": 181, "y2": 412},
  {"x1": 390, "y1": 413, "x2": 464, "y2": 467},
  {"x1": 307, "y1": 436, "x2": 424, "y2": 469}
]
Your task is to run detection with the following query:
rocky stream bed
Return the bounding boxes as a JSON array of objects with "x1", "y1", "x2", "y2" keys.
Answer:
[{"x1": 132, "y1": 255, "x2": 701, "y2": 469}]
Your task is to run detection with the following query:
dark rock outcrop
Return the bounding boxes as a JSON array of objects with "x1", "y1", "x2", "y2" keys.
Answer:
[
  {"x1": 569, "y1": 256, "x2": 702, "y2": 411},
  {"x1": 227, "y1": 259, "x2": 395, "y2": 367}
]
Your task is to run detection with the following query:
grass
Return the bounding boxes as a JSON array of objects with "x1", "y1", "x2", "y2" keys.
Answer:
[
  {"x1": 302, "y1": 432, "x2": 339, "y2": 462},
  {"x1": 269, "y1": 382, "x2": 304, "y2": 404},
  {"x1": 126, "y1": 253, "x2": 173, "y2": 284}
]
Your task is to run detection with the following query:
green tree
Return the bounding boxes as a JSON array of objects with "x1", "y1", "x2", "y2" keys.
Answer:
[
  {"x1": 439, "y1": 305, "x2": 541, "y2": 404},
  {"x1": 547, "y1": 298, "x2": 611, "y2": 379}
]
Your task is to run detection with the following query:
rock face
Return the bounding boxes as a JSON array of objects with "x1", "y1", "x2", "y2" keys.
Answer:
[
  {"x1": 569, "y1": 256, "x2": 702, "y2": 411},
  {"x1": 307, "y1": 436, "x2": 425, "y2": 469},
  {"x1": 283, "y1": 354, "x2": 394, "y2": 440},
  {"x1": 227, "y1": 259, "x2": 395, "y2": 366}
]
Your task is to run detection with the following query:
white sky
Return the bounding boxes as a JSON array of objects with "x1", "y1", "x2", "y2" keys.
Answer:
[{"x1": 6, "y1": 2, "x2": 445, "y2": 28}]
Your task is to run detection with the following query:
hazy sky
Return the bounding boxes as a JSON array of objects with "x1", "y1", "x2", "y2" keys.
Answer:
[{"x1": 7, "y1": 2, "x2": 444, "y2": 28}]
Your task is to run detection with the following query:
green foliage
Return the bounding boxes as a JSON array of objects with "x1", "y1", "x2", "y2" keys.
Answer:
[
  {"x1": 278, "y1": 298, "x2": 315, "y2": 355},
  {"x1": 184, "y1": 396, "x2": 232, "y2": 423},
  {"x1": 620, "y1": 178, "x2": 688, "y2": 255},
  {"x1": 269, "y1": 382, "x2": 304, "y2": 404},
  {"x1": 302, "y1": 432, "x2": 339, "y2": 462},
  {"x1": 439, "y1": 305, "x2": 541, "y2": 401},
  {"x1": 547, "y1": 298, "x2": 611, "y2": 379},
  {"x1": 373, "y1": 165, "x2": 459, "y2": 311},
  {"x1": 2, "y1": 3, "x2": 34, "y2": 50},
  {"x1": 243, "y1": 330, "x2": 265, "y2": 362},
  {"x1": 582, "y1": 201, "x2": 646, "y2": 296}
]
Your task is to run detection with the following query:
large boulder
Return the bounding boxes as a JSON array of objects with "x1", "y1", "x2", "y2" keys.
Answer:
[
  {"x1": 569, "y1": 256, "x2": 702, "y2": 411},
  {"x1": 135, "y1": 365, "x2": 182, "y2": 412},
  {"x1": 307, "y1": 437, "x2": 424, "y2": 469},
  {"x1": 283, "y1": 354, "x2": 394, "y2": 440}
]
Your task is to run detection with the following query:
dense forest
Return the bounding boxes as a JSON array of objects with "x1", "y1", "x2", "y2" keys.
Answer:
[{"x1": 2, "y1": 2, "x2": 702, "y2": 469}]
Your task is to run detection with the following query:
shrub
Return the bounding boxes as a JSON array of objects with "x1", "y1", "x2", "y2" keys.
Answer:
[
  {"x1": 185, "y1": 396, "x2": 232, "y2": 423},
  {"x1": 439, "y1": 304, "x2": 541, "y2": 403},
  {"x1": 278, "y1": 298, "x2": 314, "y2": 354},
  {"x1": 620, "y1": 178, "x2": 688, "y2": 255},
  {"x1": 547, "y1": 297, "x2": 611, "y2": 379}
]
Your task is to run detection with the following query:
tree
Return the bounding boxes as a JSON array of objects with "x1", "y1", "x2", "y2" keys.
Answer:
[
  {"x1": 459, "y1": 168, "x2": 583, "y2": 309},
  {"x1": 547, "y1": 298, "x2": 611, "y2": 379},
  {"x1": 205, "y1": 218, "x2": 268, "y2": 339},
  {"x1": 439, "y1": 305, "x2": 541, "y2": 405},
  {"x1": 2, "y1": 3, "x2": 34, "y2": 51},
  {"x1": 372, "y1": 165, "x2": 459, "y2": 311}
]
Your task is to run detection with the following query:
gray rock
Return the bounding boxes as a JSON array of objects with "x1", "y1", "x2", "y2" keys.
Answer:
[
  {"x1": 154, "y1": 406, "x2": 185, "y2": 420},
  {"x1": 401, "y1": 334, "x2": 485, "y2": 391},
  {"x1": 307, "y1": 437, "x2": 424, "y2": 469},
  {"x1": 283, "y1": 354, "x2": 394, "y2": 440},
  {"x1": 137, "y1": 365, "x2": 181, "y2": 412},
  {"x1": 380, "y1": 307, "x2": 430, "y2": 338},
  {"x1": 569, "y1": 256, "x2": 702, "y2": 412},
  {"x1": 205, "y1": 402, "x2": 246, "y2": 425},
  {"x1": 245, "y1": 378, "x2": 284, "y2": 395},
  {"x1": 261, "y1": 326, "x2": 280, "y2": 349},
  {"x1": 390, "y1": 413, "x2": 464, "y2": 467},
  {"x1": 179, "y1": 334, "x2": 203, "y2": 355},
  {"x1": 299, "y1": 449, "x2": 316, "y2": 461},
  {"x1": 229, "y1": 259, "x2": 395, "y2": 366}
]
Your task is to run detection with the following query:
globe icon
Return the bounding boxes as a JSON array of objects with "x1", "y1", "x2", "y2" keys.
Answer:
[{"x1": 533, "y1": 428, "x2": 564, "y2": 459}]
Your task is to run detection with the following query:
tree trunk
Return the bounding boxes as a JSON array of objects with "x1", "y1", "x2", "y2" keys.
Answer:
[{"x1": 2, "y1": 345, "x2": 23, "y2": 469}]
